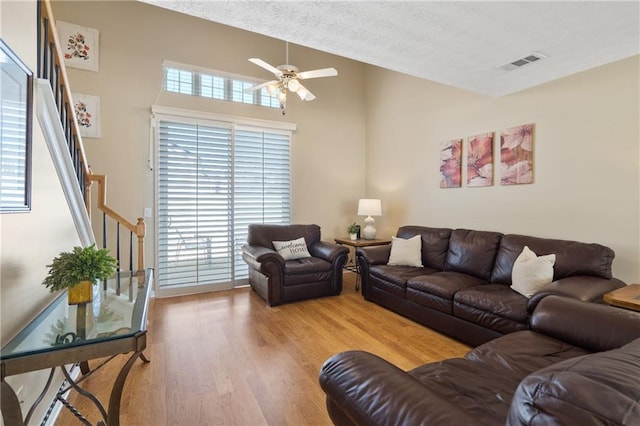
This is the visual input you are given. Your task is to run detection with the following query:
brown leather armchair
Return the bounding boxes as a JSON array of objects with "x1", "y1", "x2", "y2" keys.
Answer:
[{"x1": 241, "y1": 224, "x2": 349, "y2": 306}]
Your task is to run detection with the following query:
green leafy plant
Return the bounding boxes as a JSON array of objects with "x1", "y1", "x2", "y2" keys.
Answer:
[
  {"x1": 347, "y1": 222, "x2": 359, "y2": 234},
  {"x1": 42, "y1": 244, "x2": 117, "y2": 292}
]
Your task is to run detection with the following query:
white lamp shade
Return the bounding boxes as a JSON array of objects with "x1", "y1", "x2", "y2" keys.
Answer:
[
  {"x1": 357, "y1": 199, "x2": 382, "y2": 216},
  {"x1": 288, "y1": 78, "x2": 300, "y2": 92}
]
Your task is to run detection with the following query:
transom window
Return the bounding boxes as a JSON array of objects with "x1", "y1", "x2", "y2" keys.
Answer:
[{"x1": 163, "y1": 61, "x2": 280, "y2": 109}]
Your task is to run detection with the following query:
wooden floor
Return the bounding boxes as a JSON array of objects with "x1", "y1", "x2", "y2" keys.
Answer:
[{"x1": 55, "y1": 273, "x2": 469, "y2": 425}]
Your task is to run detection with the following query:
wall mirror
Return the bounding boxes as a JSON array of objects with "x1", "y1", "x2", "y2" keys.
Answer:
[{"x1": 0, "y1": 39, "x2": 33, "y2": 213}]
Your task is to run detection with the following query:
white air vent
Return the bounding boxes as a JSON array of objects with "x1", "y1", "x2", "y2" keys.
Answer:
[{"x1": 500, "y1": 52, "x2": 547, "y2": 71}]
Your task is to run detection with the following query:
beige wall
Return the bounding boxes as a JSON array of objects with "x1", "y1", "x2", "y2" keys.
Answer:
[
  {"x1": 364, "y1": 57, "x2": 640, "y2": 283},
  {"x1": 52, "y1": 0, "x2": 368, "y2": 271},
  {"x1": 1, "y1": 0, "x2": 81, "y2": 342}
]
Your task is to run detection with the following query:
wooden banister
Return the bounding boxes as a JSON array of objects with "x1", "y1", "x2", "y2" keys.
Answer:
[
  {"x1": 38, "y1": 0, "x2": 146, "y2": 271},
  {"x1": 39, "y1": 0, "x2": 91, "y2": 184},
  {"x1": 90, "y1": 175, "x2": 146, "y2": 271}
]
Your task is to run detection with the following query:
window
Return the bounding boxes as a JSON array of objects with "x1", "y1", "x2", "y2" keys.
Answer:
[
  {"x1": 154, "y1": 108, "x2": 293, "y2": 296},
  {"x1": 163, "y1": 61, "x2": 280, "y2": 109}
]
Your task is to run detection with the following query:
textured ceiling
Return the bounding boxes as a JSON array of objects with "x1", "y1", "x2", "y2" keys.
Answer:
[{"x1": 140, "y1": 1, "x2": 640, "y2": 97}]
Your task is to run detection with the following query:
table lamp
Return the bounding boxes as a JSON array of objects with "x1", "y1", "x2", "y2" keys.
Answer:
[{"x1": 357, "y1": 199, "x2": 382, "y2": 240}]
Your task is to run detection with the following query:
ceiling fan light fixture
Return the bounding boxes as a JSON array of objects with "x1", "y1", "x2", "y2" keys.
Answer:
[
  {"x1": 287, "y1": 78, "x2": 300, "y2": 92},
  {"x1": 266, "y1": 83, "x2": 279, "y2": 95},
  {"x1": 277, "y1": 90, "x2": 287, "y2": 103}
]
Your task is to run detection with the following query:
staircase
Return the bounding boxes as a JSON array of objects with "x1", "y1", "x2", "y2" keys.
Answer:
[{"x1": 37, "y1": 0, "x2": 145, "y2": 271}]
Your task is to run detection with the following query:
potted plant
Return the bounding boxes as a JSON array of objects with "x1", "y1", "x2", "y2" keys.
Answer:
[
  {"x1": 42, "y1": 244, "x2": 118, "y2": 304},
  {"x1": 347, "y1": 222, "x2": 359, "y2": 240}
]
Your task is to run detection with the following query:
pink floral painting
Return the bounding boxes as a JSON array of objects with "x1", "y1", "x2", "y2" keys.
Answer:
[
  {"x1": 501, "y1": 124, "x2": 534, "y2": 185},
  {"x1": 440, "y1": 139, "x2": 462, "y2": 188},
  {"x1": 467, "y1": 132, "x2": 494, "y2": 187}
]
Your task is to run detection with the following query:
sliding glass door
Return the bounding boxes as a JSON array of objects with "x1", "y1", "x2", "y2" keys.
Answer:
[{"x1": 155, "y1": 113, "x2": 291, "y2": 297}]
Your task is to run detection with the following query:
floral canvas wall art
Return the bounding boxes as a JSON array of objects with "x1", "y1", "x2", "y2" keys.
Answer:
[
  {"x1": 501, "y1": 124, "x2": 534, "y2": 185},
  {"x1": 440, "y1": 139, "x2": 462, "y2": 188},
  {"x1": 57, "y1": 21, "x2": 99, "y2": 72},
  {"x1": 467, "y1": 132, "x2": 494, "y2": 187},
  {"x1": 72, "y1": 93, "x2": 101, "y2": 138}
]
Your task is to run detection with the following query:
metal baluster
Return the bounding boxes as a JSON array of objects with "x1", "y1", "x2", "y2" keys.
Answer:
[
  {"x1": 116, "y1": 223, "x2": 121, "y2": 295},
  {"x1": 103, "y1": 212, "x2": 107, "y2": 290},
  {"x1": 37, "y1": 2, "x2": 43, "y2": 77},
  {"x1": 129, "y1": 231, "x2": 133, "y2": 273}
]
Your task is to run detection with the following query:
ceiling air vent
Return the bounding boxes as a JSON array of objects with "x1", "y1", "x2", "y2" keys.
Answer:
[{"x1": 500, "y1": 52, "x2": 547, "y2": 71}]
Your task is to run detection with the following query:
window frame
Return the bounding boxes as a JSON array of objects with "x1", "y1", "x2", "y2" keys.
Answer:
[{"x1": 162, "y1": 60, "x2": 281, "y2": 109}]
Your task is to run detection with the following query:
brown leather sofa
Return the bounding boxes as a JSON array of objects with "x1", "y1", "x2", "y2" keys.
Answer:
[
  {"x1": 357, "y1": 226, "x2": 625, "y2": 346},
  {"x1": 319, "y1": 296, "x2": 640, "y2": 426},
  {"x1": 242, "y1": 224, "x2": 349, "y2": 306}
]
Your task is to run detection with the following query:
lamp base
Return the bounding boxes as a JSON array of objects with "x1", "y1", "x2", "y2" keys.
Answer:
[{"x1": 362, "y1": 216, "x2": 377, "y2": 240}]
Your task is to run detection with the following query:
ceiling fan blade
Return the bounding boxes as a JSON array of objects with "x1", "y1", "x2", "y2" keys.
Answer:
[
  {"x1": 296, "y1": 83, "x2": 316, "y2": 101},
  {"x1": 249, "y1": 58, "x2": 283, "y2": 77},
  {"x1": 244, "y1": 80, "x2": 278, "y2": 92},
  {"x1": 297, "y1": 67, "x2": 338, "y2": 79}
]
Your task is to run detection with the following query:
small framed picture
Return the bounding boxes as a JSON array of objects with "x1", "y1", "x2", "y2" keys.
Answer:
[
  {"x1": 57, "y1": 21, "x2": 99, "y2": 72},
  {"x1": 72, "y1": 93, "x2": 101, "y2": 138}
]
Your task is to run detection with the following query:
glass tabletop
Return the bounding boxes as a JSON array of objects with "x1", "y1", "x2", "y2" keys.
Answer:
[{"x1": 1, "y1": 270, "x2": 152, "y2": 360}]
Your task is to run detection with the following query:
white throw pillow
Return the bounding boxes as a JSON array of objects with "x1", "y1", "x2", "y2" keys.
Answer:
[
  {"x1": 272, "y1": 237, "x2": 312, "y2": 260},
  {"x1": 511, "y1": 246, "x2": 556, "y2": 298},
  {"x1": 387, "y1": 235, "x2": 423, "y2": 267}
]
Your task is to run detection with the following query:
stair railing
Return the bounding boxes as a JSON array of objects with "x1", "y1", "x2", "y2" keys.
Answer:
[{"x1": 37, "y1": 0, "x2": 145, "y2": 271}]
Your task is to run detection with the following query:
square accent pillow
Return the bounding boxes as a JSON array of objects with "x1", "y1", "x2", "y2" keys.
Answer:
[
  {"x1": 387, "y1": 235, "x2": 423, "y2": 267},
  {"x1": 272, "y1": 237, "x2": 312, "y2": 260},
  {"x1": 511, "y1": 246, "x2": 556, "y2": 298}
]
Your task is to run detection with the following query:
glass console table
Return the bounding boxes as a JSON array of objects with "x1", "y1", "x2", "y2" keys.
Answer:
[{"x1": 1, "y1": 269, "x2": 153, "y2": 426}]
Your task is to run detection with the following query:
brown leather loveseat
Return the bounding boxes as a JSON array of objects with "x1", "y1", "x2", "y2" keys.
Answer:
[
  {"x1": 319, "y1": 296, "x2": 640, "y2": 426},
  {"x1": 242, "y1": 224, "x2": 349, "y2": 306},
  {"x1": 357, "y1": 226, "x2": 625, "y2": 346}
]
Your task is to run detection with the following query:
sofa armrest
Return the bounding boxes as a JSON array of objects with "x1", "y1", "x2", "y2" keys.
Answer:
[
  {"x1": 309, "y1": 241, "x2": 349, "y2": 263},
  {"x1": 319, "y1": 351, "x2": 476, "y2": 426},
  {"x1": 241, "y1": 244, "x2": 285, "y2": 272},
  {"x1": 356, "y1": 245, "x2": 391, "y2": 266},
  {"x1": 527, "y1": 275, "x2": 626, "y2": 313},
  {"x1": 530, "y1": 295, "x2": 640, "y2": 352}
]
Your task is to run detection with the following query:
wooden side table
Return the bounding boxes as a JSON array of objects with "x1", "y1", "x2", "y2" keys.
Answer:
[
  {"x1": 603, "y1": 284, "x2": 640, "y2": 311},
  {"x1": 335, "y1": 238, "x2": 391, "y2": 291}
]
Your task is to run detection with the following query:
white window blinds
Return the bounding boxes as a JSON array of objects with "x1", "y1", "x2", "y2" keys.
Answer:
[
  {"x1": 234, "y1": 127, "x2": 291, "y2": 279},
  {"x1": 0, "y1": 90, "x2": 29, "y2": 211},
  {"x1": 155, "y1": 112, "x2": 291, "y2": 293}
]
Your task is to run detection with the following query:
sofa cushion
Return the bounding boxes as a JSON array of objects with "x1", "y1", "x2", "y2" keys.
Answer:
[
  {"x1": 408, "y1": 358, "x2": 520, "y2": 425},
  {"x1": 445, "y1": 229, "x2": 503, "y2": 280},
  {"x1": 388, "y1": 235, "x2": 423, "y2": 267},
  {"x1": 454, "y1": 284, "x2": 529, "y2": 334},
  {"x1": 491, "y1": 234, "x2": 614, "y2": 285},
  {"x1": 406, "y1": 272, "x2": 486, "y2": 314},
  {"x1": 369, "y1": 264, "x2": 436, "y2": 295},
  {"x1": 510, "y1": 246, "x2": 556, "y2": 298},
  {"x1": 466, "y1": 330, "x2": 589, "y2": 378},
  {"x1": 396, "y1": 226, "x2": 452, "y2": 270},
  {"x1": 284, "y1": 256, "x2": 330, "y2": 273},
  {"x1": 508, "y1": 338, "x2": 640, "y2": 426},
  {"x1": 408, "y1": 272, "x2": 486, "y2": 300}
]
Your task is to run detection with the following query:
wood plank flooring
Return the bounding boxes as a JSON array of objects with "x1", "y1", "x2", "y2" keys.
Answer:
[{"x1": 54, "y1": 273, "x2": 469, "y2": 425}]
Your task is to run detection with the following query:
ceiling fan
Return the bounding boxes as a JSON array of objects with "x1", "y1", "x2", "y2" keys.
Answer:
[{"x1": 246, "y1": 42, "x2": 338, "y2": 115}]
